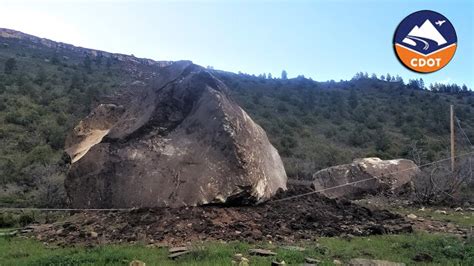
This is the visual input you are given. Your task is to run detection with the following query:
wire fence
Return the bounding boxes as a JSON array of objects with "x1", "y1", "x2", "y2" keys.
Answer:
[
  {"x1": 1, "y1": 151, "x2": 473, "y2": 212},
  {"x1": 1, "y1": 115, "x2": 473, "y2": 212},
  {"x1": 271, "y1": 151, "x2": 474, "y2": 203},
  {"x1": 455, "y1": 115, "x2": 474, "y2": 183}
]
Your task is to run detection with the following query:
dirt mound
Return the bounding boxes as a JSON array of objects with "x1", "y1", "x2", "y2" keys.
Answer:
[{"x1": 26, "y1": 186, "x2": 412, "y2": 246}]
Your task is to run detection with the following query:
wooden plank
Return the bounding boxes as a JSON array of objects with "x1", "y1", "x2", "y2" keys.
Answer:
[
  {"x1": 168, "y1": 246, "x2": 188, "y2": 253},
  {"x1": 168, "y1": 250, "x2": 190, "y2": 259}
]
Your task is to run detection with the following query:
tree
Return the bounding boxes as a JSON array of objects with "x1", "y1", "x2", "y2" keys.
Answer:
[
  {"x1": 86, "y1": 85, "x2": 100, "y2": 105},
  {"x1": 408, "y1": 78, "x2": 424, "y2": 90},
  {"x1": 70, "y1": 73, "x2": 83, "y2": 90},
  {"x1": 35, "y1": 67, "x2": 47, "y2": 86},
  {"x1": 281, "y1": 70, "x2": 288, "y2": 80},
  {"x1": 418, "y1": 78, "x2": 425, "y2": 90},
  {"x1": 348, "y1": 89, "x2": 358, "y2": 109},
  {"x1": 51, "y1": 54, "x2": 60, "y2": 65},
  {"x1": 352, "y1": 72, "x2": 363, "y2": 80},
  {"x1": 408, "y1": 79, "x2": 419, "y2": 90},
  {"x1": 4, "y1": 58, "x2": 17, "y2": 74},
  {"x1": 349, "y1": 125, "x2": 369, "y2": 147},
  {"x1": 95, "y1": 54, "x2": 103, "y2": 66},
  {"x1": 374, "y1": 128, "x2": 390, "y2": 151},
  {"x1": 395, "y1": 75, "x2": 404, "y2": 84},
  {"x1": 386, "y1": 73, "x2": 392, "y2": 82},
  {"x1": 83, "y1": 56, "x2": 92, "y2": 73},
  {"x1": 106, "y1": 58, "x2": 112, "y2": 69},
  {"x1": 268, "y1": 73, "x2": 272, "y2": 79}
]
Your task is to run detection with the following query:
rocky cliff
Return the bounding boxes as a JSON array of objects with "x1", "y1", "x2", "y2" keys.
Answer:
[{"x1": 0, "y1": 28, "x2": 168, "y2": 66}]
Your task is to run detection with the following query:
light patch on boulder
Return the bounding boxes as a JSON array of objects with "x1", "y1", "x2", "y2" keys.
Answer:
[{"x1": 65, "y1": 104, "x2": 125, "y2": 163}]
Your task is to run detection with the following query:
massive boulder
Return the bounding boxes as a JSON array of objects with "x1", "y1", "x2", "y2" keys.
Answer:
[
  {"x1": 64, "y1": 61, "x2": 287, "y2": 208},
  {"x1": 311, "y1": 158, "x2": 418, "y2": 199}
]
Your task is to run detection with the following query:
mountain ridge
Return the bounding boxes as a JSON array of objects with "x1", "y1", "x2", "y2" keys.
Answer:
[{"x1": 0, "y1": 27, "x2": 175, "y2": 67}]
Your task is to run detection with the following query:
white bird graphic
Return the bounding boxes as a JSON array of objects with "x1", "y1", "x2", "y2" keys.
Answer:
[{"x1": 435, "y1": 20, "x2": 446, "y2": 27}]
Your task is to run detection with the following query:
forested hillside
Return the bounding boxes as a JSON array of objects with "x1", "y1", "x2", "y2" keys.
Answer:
[
  {"x1": 0, "y1": 30, "x2": 473, "y2": 206},
  {"x1": 0, "y1": 33, "x2": 137, "y2": 206},
  {"x1": 215, "y1": 71, "x2": 474, "y2": 178}
]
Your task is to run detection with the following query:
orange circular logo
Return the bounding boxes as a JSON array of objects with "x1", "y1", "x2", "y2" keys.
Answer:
[{"x1": 394, "y1": 10, "x2": 457, "y2": 73}]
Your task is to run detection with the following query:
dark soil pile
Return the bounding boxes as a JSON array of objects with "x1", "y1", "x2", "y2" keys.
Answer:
[{"x1": 26, "y1": 186, "x2": 412, "y2": 246}]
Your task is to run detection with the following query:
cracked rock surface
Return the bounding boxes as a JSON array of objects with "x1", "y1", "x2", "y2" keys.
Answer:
[
  {"x1": 65, "y1": 61, "x2": 287, "y2": 208},
  {"x1": 311, "y1": 158, "x2": 418, "y2": 199}
]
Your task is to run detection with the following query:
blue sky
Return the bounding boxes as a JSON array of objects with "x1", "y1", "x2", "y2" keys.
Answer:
[{"x1": 1, "y1": 0, "x2": 473, "y2": 87}]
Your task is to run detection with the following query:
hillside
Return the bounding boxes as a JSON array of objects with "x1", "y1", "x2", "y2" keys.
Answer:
[
  {"x1": 215, "y1": 71, "x2": 474, "y2": 178},
  {"x1": 0, "y1": 28, "x2": 473, "y2": 207}
]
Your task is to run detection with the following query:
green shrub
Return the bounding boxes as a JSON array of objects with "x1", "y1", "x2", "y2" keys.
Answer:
[
  {"x1": 23, "y1": 145, "x2": 55, "y2": 166},
  {"x1": 4, "y1": 58, "x2": 17, "y2": 74},
  {"x1": 0, "y1": 213, "x2": 16, "y2": 227},
  {"x1": 18, "y1": 213, "x2": 34, "y2": 227}
]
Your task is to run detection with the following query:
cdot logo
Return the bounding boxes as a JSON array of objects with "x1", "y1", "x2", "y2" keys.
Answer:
[{"x1": 394, "y1": 10, "x2": 457, "y2": 73}]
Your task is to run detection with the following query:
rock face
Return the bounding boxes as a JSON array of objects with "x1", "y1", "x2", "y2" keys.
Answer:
[
  {"x1": 64, "y1": 61, "x2": 287, "y2": 208},
  {"x1": 311, "y1": 158, "x2": 418, "y2": 199}
]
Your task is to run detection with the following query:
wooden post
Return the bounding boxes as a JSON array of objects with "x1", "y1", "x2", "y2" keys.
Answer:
[{"x1": 450, "y1": 105, "x2": 455, "y2": 172}]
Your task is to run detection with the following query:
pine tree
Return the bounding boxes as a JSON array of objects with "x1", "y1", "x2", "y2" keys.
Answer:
[
  {"x1": 4, "y1": 58, "x2": 17, "y2": 74},
  {"x1": 348, "y1": 89, "x2": 359, "y2": 109},
  {"x1": 418, "y1": 78, "x2": 425, "y2": 90},
  {"x1": 83, "y1": 56, "x2": 92, "y2": 73}
]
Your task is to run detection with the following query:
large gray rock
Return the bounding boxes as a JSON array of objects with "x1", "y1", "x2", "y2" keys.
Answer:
[
  {"x1": 64, "y1": 62, "x2": 287, "y2": 208},
  {"x1": 311, "y1": 158, "x2": 418, "y2": 199}
]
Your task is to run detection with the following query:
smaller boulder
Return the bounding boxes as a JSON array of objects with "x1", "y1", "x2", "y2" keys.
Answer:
[
  {"x1": 232, "y1": 254, "x2": 249, "y2": 266},
  {"x1": 312, "y1": 158, "x2": 419, "y2": 199},
  {"x1": 129, "y1": 260, "x2": 146, "y2": 266}
]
